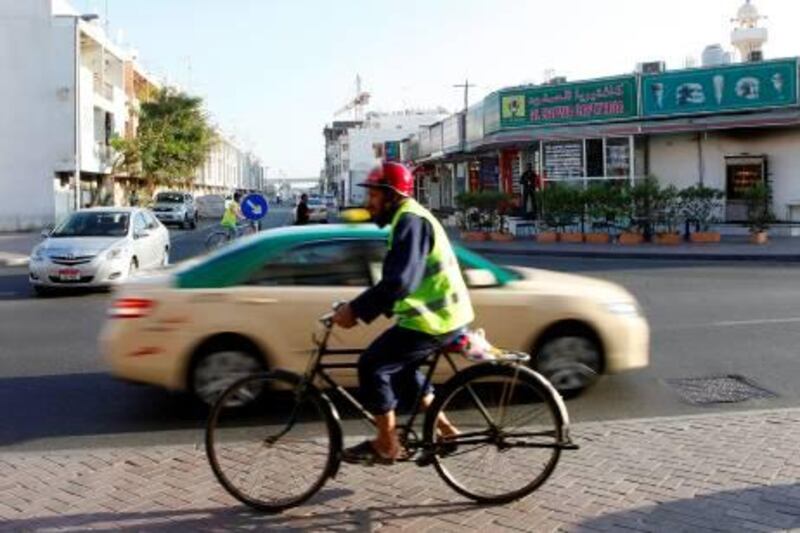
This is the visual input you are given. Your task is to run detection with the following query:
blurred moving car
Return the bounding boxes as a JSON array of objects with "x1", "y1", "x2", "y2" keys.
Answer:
[
  {"x1": 101, "y1": 224, "x2": 649, "y2": 405},
  {"x1": 152, "y1": 192, "x2": 198, "y2": 229},
  {"x1": 30, "y1": 208, "x2": 170, "y2": 295}
]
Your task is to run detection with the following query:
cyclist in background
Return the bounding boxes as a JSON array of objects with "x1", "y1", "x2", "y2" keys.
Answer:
[{"x1": 221, "y1": 191, "x2": 243, "y2": 239}]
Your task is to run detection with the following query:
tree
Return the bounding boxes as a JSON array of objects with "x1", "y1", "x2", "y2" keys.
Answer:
[{"x1": 112, "y1": 88, "x2": 215, "y2": 193}]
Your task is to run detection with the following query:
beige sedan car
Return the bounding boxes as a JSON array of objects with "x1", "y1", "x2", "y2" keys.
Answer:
[{"x1": 101, "y1": 224, "x2": 649, "y2": 405}]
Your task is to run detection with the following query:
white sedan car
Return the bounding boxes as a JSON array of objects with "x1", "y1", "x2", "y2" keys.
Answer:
[{"x1": 29, "y1": 207, "x2": 170, "y2": 295}]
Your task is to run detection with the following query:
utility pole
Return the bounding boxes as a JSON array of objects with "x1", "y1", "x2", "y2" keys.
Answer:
[
  {"x1": 453, "y1": 79, "x2": 476, "y2": 114},
  {"x1": 453, "y1": 79, "x2": 476, "y2": 152}
]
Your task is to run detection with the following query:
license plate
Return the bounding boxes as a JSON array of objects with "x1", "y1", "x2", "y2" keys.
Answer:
[{"x1": 58, "y1": 269, "x2": 81, "y2": 281}]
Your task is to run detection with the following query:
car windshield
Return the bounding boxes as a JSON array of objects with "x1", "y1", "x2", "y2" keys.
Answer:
[
  {"x1": 155, "y1": 193, "x2": 184, "y2": 203},
  {"x1": 50, "y1": 212, "x2": 130, "y2": 238}
]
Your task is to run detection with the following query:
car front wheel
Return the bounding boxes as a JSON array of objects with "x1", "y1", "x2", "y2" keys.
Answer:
[
  {"x1": 190, "y1": 347, "x2": 264, "y2": 406},
  {"x1": 534, "y1": 334, "x2": 602, "y2": 395}
]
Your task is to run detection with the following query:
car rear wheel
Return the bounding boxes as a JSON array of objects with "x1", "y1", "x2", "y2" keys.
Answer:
[
  {"x1": 191, "y1": 347, "x2": 265, "y2": 406},
  {"x1": 534, "y1": 334, "x2": 601, "y2": 395}
]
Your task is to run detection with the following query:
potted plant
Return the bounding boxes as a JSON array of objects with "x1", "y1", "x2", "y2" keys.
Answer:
[
  {"x1": 535, "y1": 187, "x2": 560, "y2": 243},
  {"x1": 743, "y1": 183, "x2": 775, "y2": 245},
  {"x1": 479, "y1": 191, "x2": 515, "y2": 241},
  {"x1": 628, "y1": 176, "x2": 661, "y2": 243},
  {"x1": 584, "y1": 184, "x2": 622, "y2": 244},
  {"x1": 616, "y1": 183, "x2": 645, "y2": 245},
  {"x1": 680, "y1": 185, "x2": 724, "y2": 243},
  {"x1": 654, "y1": 185, "x2": 682, "y2": 245},
  {"x1": 455, "y1": 192, "x2": 488, "y2": 241},
  {"x1": 540, "y1": 186, "x2": 582, "y2": 243}
]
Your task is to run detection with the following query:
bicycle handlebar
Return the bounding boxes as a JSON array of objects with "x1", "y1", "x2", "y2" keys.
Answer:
[{"x1": 318, "y1": 301, "x2": 347, "y2": 328}]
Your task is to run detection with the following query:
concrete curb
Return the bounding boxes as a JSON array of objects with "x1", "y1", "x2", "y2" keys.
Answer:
[{"x1": 466, "y1": 244, "x2": 800, "y2": 262}]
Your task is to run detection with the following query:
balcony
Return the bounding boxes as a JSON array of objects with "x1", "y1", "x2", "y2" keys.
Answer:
[{"x1": 93, "y1": 75, "x2": 115, "y2": 102}]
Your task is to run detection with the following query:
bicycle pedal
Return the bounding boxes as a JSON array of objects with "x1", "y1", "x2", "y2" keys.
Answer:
[{"x1": 560, "y1": 441, "x2": 580, "y2": 451}]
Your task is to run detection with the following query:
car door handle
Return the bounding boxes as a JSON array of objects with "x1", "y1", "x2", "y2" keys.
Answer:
[{"x1": 235, "y1": 297, "x2": 279, "y2": 305}]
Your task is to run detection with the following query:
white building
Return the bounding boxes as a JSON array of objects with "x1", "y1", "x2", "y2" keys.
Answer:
[
  {"x1": 194, "y1": 133, "x2": 265, "y2": 196},
  {"x1": 0, "y1": 0, "x2": 266, "y2": 230},
  {"x1": 324, "y1": 109, "x2": 448, "y2": 206},
  {"x1": 0, "y1": 0, "x2": 130, "y2": 230}
]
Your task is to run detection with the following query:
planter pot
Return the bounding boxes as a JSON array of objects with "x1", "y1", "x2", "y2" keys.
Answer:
[
  {"x1": 690, "y1": 231, "x2": 722, "y2": 244},
  {"x1": 489, "y1": 232, "x2": 514, "y2": 242},
  {"x1": 585, "y1": 233, "x2": 611, "y2": 244},
  {"x1": 558, "y1": 232, "x2": 585, "y2": 244},
  {"x1": 655, "y1": 233, "x2": 682, "y2": 246},
  {"x1": 618, "y1": 232, "x2": 645, "y2": 245},
  {"x1": 750, "y1": 231, "x2": 769, "y2": 245},
  {"x1": 461, "y1": 231, "x2": 489, "y2": 242},
  {"x1": 536, "y1": 231, "x2": 558, "y2": 244}
]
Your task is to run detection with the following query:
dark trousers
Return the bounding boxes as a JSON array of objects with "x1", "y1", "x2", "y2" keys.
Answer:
[{"x1": 358, "y1": 325, "x2": 461, "y2": 415}]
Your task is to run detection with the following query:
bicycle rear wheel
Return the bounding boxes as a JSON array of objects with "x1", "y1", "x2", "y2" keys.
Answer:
[
  {"x1": 423, "y1": 363, "x2": 565, "y2": 504},
  {"x1": 205, "y1": 231, "x2": 229, "y2": 251},
  {"x1": 205, "y1": 371, "x2": 340, "y2": 513}
]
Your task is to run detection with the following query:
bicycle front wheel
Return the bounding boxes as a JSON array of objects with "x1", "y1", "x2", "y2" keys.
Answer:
[
  {"x1": 206, "y1": 371, "x2": 340, "y2": 513},
  {"x1": 423, "y1": 363, "x2": 565, "y2": 504},
  {"x1": 205, "y1": 231, "x2": 229, "y2": 251}
]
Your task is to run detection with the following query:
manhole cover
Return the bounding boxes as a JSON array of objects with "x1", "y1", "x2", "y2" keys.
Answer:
[{"x1": 665, "y1": 375, "x2": 777, "y2": 405}]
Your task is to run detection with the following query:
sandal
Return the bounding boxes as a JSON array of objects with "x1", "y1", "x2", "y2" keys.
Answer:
[{"x1": 341, "y1": 440, "x2": 397, "y2": 466}]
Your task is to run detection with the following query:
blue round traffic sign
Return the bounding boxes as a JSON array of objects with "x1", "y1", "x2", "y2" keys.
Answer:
[{"x1": 241, "y1": 193, "x2": 269, "y2": 221}]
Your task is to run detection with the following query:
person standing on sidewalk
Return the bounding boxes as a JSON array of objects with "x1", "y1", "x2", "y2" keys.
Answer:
[
  {"x1": 332, "y1": 162, "x2": 474, "y2": 463},
  {"x1": 520, "y1": 163, "x2": 536, "y2": 219},
  {"x1": 295, "y1": 193, "x2": 310, "y2": 225}
]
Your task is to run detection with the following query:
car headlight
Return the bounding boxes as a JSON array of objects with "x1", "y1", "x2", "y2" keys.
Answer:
[
  {"x1": 106, "y1": 247, "x2": 127, "y2": 261},
  {"x1": 606, "y1": 302, "x2": 641, "y2": 317},
  {"x1": 31, "y1": 247, "x2": 45, "y2": 262}
]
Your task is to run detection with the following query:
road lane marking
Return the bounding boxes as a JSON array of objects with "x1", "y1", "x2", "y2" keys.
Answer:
[{"x1": 711, "y1": 317, "x2": 800, "y2": 327}]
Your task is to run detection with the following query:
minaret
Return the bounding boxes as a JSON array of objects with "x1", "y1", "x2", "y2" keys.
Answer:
[{"x1": 731, "y1": 0, "x2": 768, "y2": 62}]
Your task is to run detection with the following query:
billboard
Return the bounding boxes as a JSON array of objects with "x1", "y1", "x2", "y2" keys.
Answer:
[
  {"x1": 642, "y1": 58, "x2": 798, "y2": 117},
  {"x1": 498, "y1": 76, "x2": 638, "y2": 129}
]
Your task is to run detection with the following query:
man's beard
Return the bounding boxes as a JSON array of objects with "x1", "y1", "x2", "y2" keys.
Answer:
[{"x1": 373, "y1": 200, "x2": 397, "y2": 227}]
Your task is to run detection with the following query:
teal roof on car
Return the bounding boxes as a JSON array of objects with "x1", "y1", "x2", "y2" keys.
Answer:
[
  {"x1": 175, "y1": 223, "x2": 518, "y2": 289},
  {"x1": 176, "y1": 224, "x2": 389, "y2": 288}
]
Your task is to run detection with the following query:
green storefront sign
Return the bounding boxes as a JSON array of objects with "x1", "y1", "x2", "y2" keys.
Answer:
[
  {"x1": 498, "y1": 76, "x2": 637, "y2": 129},
  {"x1": 642, "y1": 59, "x2": 799, "y2": 117}
]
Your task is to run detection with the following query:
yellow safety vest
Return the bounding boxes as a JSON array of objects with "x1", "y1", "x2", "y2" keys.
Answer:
[{"x1": 389, "y1": 199, "x2": 474, "y2": 335}]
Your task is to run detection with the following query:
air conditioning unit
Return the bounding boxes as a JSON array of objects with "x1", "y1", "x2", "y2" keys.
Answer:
[
  {"x1": 548, "y1": 76, "x2": 568, "y2": 85},
  {"x1": 637, "y1": 61, "x2": 666, "y2": 75}
]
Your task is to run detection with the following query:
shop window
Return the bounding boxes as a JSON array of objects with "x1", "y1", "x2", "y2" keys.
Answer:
[{"x1": 605, "y1": 138, "x2": 630, "y2": 178}]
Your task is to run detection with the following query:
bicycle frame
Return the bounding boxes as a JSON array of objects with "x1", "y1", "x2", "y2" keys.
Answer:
[{"x1": 301, "y1": 318, "x2": 460, "y2": 451}]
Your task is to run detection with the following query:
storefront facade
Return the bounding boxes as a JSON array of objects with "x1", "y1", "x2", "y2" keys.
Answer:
[{"x1": 453, "y1": 58, "x2": 800, "y2": 223}]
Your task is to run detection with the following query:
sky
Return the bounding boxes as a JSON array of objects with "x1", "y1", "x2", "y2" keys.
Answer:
[{"x1": 73, "y1": 0, "x2": 800, "y2": 179}]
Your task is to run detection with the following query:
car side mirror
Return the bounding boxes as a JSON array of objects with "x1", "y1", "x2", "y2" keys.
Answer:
[
  {"x1": 463, "y1": 268, "x2": 498, "y2": 288},
  {"x1": 40, "y1": 229, "x2": 51, "y2": 239}
]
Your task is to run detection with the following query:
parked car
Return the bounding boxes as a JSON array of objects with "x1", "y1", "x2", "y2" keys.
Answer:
[
  {"x1": 152, "y1": 192, "x2": 198, "y2": 229},
  {"x1": 101, "y1": 224, "x2": 649, "y2": 405},
  {"x1": 30, "y1": 208, "x2": 170, "y2": 295}
]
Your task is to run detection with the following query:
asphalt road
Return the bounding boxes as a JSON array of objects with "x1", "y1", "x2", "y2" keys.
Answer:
[{"x1": 2, "y1": 209, "x2": 800, "y2": 452}]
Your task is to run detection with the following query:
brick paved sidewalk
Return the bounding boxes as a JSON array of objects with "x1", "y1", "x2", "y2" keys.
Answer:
[{"x1": 1, "y1": 408, "x2": 800, "y2": 532}]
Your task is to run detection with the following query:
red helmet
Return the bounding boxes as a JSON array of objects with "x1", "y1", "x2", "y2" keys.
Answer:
[{"x1": 359, "y1": 162, "x2": 414, "y2": 197}]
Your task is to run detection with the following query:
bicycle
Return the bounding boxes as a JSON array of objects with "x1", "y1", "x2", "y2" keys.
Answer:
[
  {"x1": 204, "y1": 220, "x2": 258, "y2": 251},
  {"x1": 205, "y1": 305, "x2": 578, "y2": 513}
]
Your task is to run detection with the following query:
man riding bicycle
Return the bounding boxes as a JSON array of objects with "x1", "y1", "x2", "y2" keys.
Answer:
[
  {"x1": 333, "y1": 162, "x2": 475, "y2": 464},
  {"x1": 221, "y1": 191, "x2": 243, "y2": 239}
]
